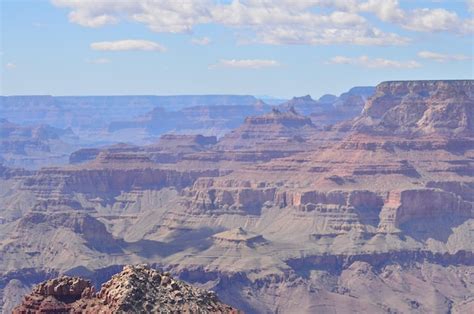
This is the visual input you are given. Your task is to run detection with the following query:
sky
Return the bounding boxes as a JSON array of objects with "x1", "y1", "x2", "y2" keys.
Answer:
[{"x1": 1, "y1": 0, "x2": 473, "y2": 98}]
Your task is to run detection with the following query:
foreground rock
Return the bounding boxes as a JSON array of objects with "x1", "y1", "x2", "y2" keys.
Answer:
[{"x1": 13, "y1": 264, "x2": 238, "y2": 313}]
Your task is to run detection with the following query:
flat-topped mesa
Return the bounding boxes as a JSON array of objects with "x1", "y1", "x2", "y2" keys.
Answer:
[
  {"x1": 69, "y1": 143, "x2": 139, "y2": 164},
  {"x1": 93, "y1": 150, "x2": 153, "y2": 164},
  {"x1": 353, "y1": 80, "x2": 474, "y2": 136},
  {"x1": 150, "y1": 134, "x2": 217, "y2": 150},
  {"x1": 144, "y1": 134, "x2": 218, "y2": 163},
  {"x1": 212, "y1": 227, "x2": 267, "y2": 247},
  {"x1": 244, "y1": 107, "x2": 315, "y2": 128},
  {"x1": 13, "y1": 264, "x2": 238, "y2": 313}
]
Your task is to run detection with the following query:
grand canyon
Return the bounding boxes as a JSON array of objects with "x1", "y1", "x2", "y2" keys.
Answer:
[
  {"x1": 0, "y1": 80, "x2": 473, "y2": 313},
  {"x1": 3, "y1": 0, "x2": 474, "y2": 312}
]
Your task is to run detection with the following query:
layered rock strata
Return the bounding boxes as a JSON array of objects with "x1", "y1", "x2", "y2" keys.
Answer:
[{"x1": 1, "y1": 80, "x2": 473, "y2": 313}]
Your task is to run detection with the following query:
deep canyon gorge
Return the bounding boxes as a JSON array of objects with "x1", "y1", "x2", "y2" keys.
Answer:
[{"x1": 1, "y1": 80, "x2": 473, "y2": 313}]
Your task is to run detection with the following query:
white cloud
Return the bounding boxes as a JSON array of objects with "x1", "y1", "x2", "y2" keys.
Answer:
[
  {"x1": 191, "y1": 37, "x2": 211, "y2": 45},
  {"x1": 418, "y1": 50, "x2": 471, "y2": 62},
  {"x1": 86, "y1": 58, "x2": 111, "y2": 64},
  {"x1": 210, "y1": 1, "x2": 408, "y2": 46},
  {"x1": 5, "y1": 62, "x2": 16, "y2": 69},
  {"x1": 468, "y1": 0, "x2": 474, "y2": 13},
  {"x1": 210, "y1": 59, "x2": 280, "y2": 69},
  {"x1": 356, "y1": 1, "x2": 470, "y2": 33},
  {"x1": 90, "y1": 40, "x2": 166, "y2": 52},
  {"x1": 70, "y1": 11, "x2": 118, "y2": 28},
  {"x1": 255, "y1": 25, "x2": 409, "y2": 46},
  {"x1": 51, "y1": 0, "x2": 472, "y2": 47},
  {"x1": 328, "y1": 55, "x2": 421, "y2": 68},
  {"x1": 52, "y1": 0, "x2": 210, "y2": 32},
  {"x1": 403, "y1": 8, "x2": 461, "y2": 32},
  {"x1": 51, "y1": 0, "x2": 133, "y2": 28},
  {"x1": 358, "y1": 0, "x2": 405, "y2": 23},
  {"x1": 50, "y1": 0, "x2": 408, "y2": 46}
]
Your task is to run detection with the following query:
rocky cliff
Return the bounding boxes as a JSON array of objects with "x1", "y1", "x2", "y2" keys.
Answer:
[
  {"x1": 353, "y1": 80, "x2": 474, "y2": 136},
  {"x1": 0, "y1": 119, "x2": 79, "y2": 169},
  {"x1": 13, "y1": 264, "x2": 238, "y2": 313}
]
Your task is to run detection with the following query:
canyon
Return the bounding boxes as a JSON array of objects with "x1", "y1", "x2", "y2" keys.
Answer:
[
  {"x1": 0, "y1": 87, "x2": 372, "y2": 169},
  {"x1": 0, "y1": 80, "x2": 473, "y2": 313}
]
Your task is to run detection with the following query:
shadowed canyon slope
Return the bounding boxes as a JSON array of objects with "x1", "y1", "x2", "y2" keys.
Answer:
[{"x1": 1, "y1": 80, "x2": 473, "y2": 313}]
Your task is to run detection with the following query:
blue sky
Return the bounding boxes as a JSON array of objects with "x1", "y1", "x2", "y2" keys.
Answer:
[{"x1": 1, "y1": 0, "x2": 473, "y2": 98}]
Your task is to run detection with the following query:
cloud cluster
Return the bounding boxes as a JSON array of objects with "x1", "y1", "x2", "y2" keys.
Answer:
[
  {"x1": 191, "y1": 37, "x2": 211, "y2": 46},
  {"x1": 328, "y1": 55, "x2": 421, "y2": 68},
  {"x1": 51, "y1": 0, "x2": 473, "y2": 46},
  {"x1": 90, "y1": 40, "x2": 166, "y2": 52},
  {"x1": 210, "y1": 59, "x2": 280, "y2": 69},
  {"x1": 468, "y1": 0, "x2": 474, "y2": 13},
  {"x1": 417, "y1": 51, "x2": 471, "y2": 62}
]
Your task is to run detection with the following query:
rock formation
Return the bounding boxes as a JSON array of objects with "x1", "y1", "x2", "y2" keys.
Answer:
[
  {"x1": 212, "y1": 227, "x2": 267, "y2": 247},
  {"x1": 279, "y1": 95, "x2": 332, "y2": 115},
  {"x1": 1, "y1": 80, "x2": 473, "y2": 313},
  {"x1": 353, "y1": 80, "x2": 474, "y2": 136},
  {"x1": 0, "y1": 119, "x2": 79, "y2": 169},
  {"x1": 13, "y1": 264, "x2": 238, "y2": 313},
  {"x1": 332, "y1": 86, "x2": 375, "y2": 116}
]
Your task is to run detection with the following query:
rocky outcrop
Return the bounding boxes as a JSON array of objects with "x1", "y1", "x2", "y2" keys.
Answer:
[
  {"x1": 353, "y1": 80, "x2": 474, "y2": 136},
  {"x1": 332, "y1": 86, "x2": 375, "y2": 116},
  {"x1": 185, "y1": 178, "x2": 277, "y2": 215},
  {"x1": 216, "y1": 108, "x2": 318, "y2": 151},
  {"x1": 212, "y1": 227, "x2": 266, "y2": 248},
  {"x1": 243, "y1": 107, "x2": 314, "y2": 128},
  {"x1": 378, "y1": 189, "x2": 473, "y2": 232},
  {"x1": 0, "y1": 119, "x2": 79, "y2": 169},
  {"x1": 279, "y1": 95, "x2": 333, "y2": 115},
  {"x1": 146, "y1": 134, "x2": 217, "y2": 163},
  {"x1": 13, "y1": 265, "x2": 238, "y2": 313},
  {"x1": 154, "y1": 134, "x2": 217, "y2": 148},
  {"x1": 15, "y1": 212, "x2": 118, "y2": 248},
  {"x1": 69, "y1": 143, "x2": 138, "y2": 164},
  {"x1": 21, "y1": 166, "x2": 220, "y2": 199}
]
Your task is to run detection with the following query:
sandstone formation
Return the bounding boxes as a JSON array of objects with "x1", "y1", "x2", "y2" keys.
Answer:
[
  {"x1": 353, "y1": 80, "x2": 474, "y2": 136},
  {"x1": 1, "y1": 80, "x2": 473, "y2": 313},
  {"x1": 278, "y1": 87, "x2": 376, "y2": 126},
  {"x1": 332, "y1": 86, "x2": 375, "y2": 115},
  {"x1": 212, "y1": 227, "x2": 267, "y2": 248},
  {"x1": 13, "y1": 264, "x2": 238, "y2": 313},
  {"x1": 0, "y1": 119, "x2": 79, "y2": 169},
  {"x1": 279, "y1": 95, "x2": 332, "y2": 115}
]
